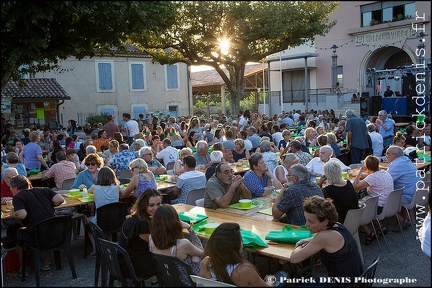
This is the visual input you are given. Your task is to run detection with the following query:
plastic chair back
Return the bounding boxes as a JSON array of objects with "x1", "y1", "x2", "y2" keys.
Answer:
[
  {"x1": 118, "y1": 178, "x2": 131, "y2": 184},
  {"x1": 190, "y1": 275, "x2": 236, "y2": 287},
  {"x1": 343, "y1": 203, "x2": 365, "y2": 236},
  {"x1": 195, "y1": 198, "x2": 204, "y2": 207},
  {"x1": 359, "y1": 196, "x2": 379, "y2": 226},
  {"x1": 98, "y1": 238, "x2": 145, "y2": 287},
  {"x1": 88, "y1": 222, "x2": 108, "y2": 287},
  {"x1": 119, "y1": 170, "x2": 133, "y2": 179},
  {"x1": 21, "y1": 215, "x2": 77, "y2": 286},
  {"x1": 35, "y1": 215, "x2": 73, "y2": 250},
  {"x1": 96, "y1": 202, "x2": 129, "y2": 240},
  {"x1": 186, "y1": 188, "x2": 206, "y2": 206},
  {"x1": 376, "y1": 188, "x2": 403, "y2": 221},
  {"x1": 151, "y1": 252, "x2": 195, "y2": 287},
  {"x1": 61, "y1": 178, "x2": 76, "y2": 190},
  {"x1": 166, "y1": 161, "x2": 175, "y2": 171},
  {"x1": 354, "y1": 256, "x2": 379, "y2": 287}
]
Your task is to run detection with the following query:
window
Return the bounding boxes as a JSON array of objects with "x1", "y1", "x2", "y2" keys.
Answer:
[
  {"x1": 96, "y1": 61, "x2": 115, "y2": 92},
  {"x1": 130, "y1": 62, "x2": 146, "y2": 91},
  {"x1": 132, "y1": 105, "x2": 147, "y2": 120},
  {"x1": 165, "y1": 64, "x2": 179, "y2": 90},
  {"x1": 97, "y1": 105, "x2": 117, "y2": 117},
  {"x1": 361, "y1": 1, "x2": 415, "y2": 27}
]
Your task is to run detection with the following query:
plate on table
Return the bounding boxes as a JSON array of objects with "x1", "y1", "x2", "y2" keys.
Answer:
[
  {"x1": 227, "y1": 202, "x2": 259, "y2": 210},
  {"x1": 164, "y1": 179, "x2": 177, "y2": 184},
  {"x1": 77, "y1": 195, "x2": 94, "y2": 203}
]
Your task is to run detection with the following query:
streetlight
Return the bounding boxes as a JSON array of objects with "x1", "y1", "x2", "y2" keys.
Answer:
[{"x1": 331, "y1": 44, "x2": 338, "y2": 87}]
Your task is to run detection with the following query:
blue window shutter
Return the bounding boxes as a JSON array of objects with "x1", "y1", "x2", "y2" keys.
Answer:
[
  {"x1": 133, "y1": 107, "x2": 146, "y2": 120},
  {"x1": 100, "y1": 108, "x2": 115, "y2": 116},
  {"x1": 131, "y1": 64, "x2": 144, "y2": 90},
  {"x1": 98, "y1": 63, "x2": 113, "y2": 90},
  {"x1": 167, "y1": 65, "x2": 178, "y2": 89}
]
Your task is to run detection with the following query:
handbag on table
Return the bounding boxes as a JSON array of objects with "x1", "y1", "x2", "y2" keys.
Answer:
[{"x1": 265, "y1": 225, "x2": 312, "y2": 244}]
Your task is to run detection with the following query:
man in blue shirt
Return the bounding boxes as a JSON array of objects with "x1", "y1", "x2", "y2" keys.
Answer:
[
  {"x1": 247, "y1": 127, "x2": 261, "y2": 151},
  {"x1": 242, "y1": 153, "x2": 282, "y2": 198},
  {"x1": 376, "y1": 110, "x2": 394, "y2": 150},
  {"x1": 386, "y1": 145, "x2": 421, "y2": 223}
]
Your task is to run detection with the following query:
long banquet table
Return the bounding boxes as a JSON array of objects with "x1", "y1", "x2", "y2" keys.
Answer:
[{"x1": 173, "y1": 203, "x2": 297, "y2": 262}]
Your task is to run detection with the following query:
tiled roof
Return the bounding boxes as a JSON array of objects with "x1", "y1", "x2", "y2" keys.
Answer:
[
  {"x1": 2, "y1": 78, "x2": 71, "y2": 100},
  {"x1": 191, "y1": 63, "x2": 265, "y2": 87}
]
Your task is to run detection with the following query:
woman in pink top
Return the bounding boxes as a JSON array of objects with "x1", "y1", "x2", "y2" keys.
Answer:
[{"x1": 352, "y1": 155, "x2": 394, "y2": 244}]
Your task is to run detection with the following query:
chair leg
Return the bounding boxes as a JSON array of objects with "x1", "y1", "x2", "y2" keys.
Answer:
[
  {"x1": 405, "y1": 207, "x2": 416, "y2": 236},
  {"x1": 54, "y1": 250, "x2": 62, "y2": 270},
  {"x1": 376, "y1": 220, "x2": 389, "y2": 252},
  {"x1": 354, "y1": 233, "x2": 364, "y2": 266},
  {"x1": 34, "y1": 251, "x2": 41, "y2": 287},
  {"x1": 370, "y1": 222, "x2": 382, "y2": 252},
  {"x1": 94, "y1": 255, "x2": 100, "y2": 287},
  {"x1": 395, "y1": 215, "x2": 406, "y2": 243},
  {"x1": 64, "y1": 244, "x2": 77, "y2": 279},
  {"x1": 101, "y1": 261, "x2": 108, "y2": 287},
  {"x1": 21, "y1": 247, "x2": 27, "y2": 282}
]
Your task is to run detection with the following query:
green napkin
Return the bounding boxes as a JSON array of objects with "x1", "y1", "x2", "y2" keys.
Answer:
[
  {"x1": 27, "y1": 169, "x2": 41, "y2": 175},
  {"x1": 178, "y1": 211, "x2": 208, "y2": 224}
]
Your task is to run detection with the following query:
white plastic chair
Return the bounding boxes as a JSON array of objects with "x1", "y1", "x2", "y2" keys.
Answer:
[
  {"x1": 402, "y1": 188, "x2": 429, "y2": 236},
  {"x1": 185, "y1": 188, "x2": 206, "y2": 206},
  {"x1": 343, "y1": 203, "x2": 366, "y2": 265},
  {"x1": 195, "y1": 198, "x2": 204, "y2": 207},
  {"x1": 190, "y1": 275, "x2": 236, "y2": 287},
  {"x1": 376, "y1": 187, "x2": 404, "y2": 251},
  {"x1": 359, "y1": 196, "x2": 381, "y2": 252}
]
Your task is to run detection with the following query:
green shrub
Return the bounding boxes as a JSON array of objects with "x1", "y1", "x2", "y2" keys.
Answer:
[{"x1": 86, "y1": 114, "x2": 109, "y2": 126}]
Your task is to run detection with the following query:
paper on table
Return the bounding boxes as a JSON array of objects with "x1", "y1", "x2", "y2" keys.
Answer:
[{"x1": 258, "y1": 207, "x2": 273, "y2": 216}]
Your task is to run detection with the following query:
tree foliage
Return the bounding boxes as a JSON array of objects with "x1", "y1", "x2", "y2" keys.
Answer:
[
  {"x1": 1, "y1": 1, "x2": 176, "y2": 92},
  {"x1": 131, "y1": 1, "x2": 338, "y2": 113}
]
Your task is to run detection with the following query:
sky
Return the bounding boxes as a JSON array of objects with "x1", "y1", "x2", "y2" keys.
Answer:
[{"x1": 190, "y1": 65, "x2": 214, "y2": 72}]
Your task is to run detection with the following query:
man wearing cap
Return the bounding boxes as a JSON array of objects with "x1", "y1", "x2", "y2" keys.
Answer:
[{"x1": 103, "y1": 115, "x2": 119, "y2": 139}]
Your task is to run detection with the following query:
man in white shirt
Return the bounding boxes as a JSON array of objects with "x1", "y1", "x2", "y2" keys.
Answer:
[
  {"x1": 306, "y1": 145, "x2": 350, "y2": 182},
  {"x1": 156, "y1": 138, "x2": 179, "y2": 167},
  {"x1": 367, "y1": 123, "x2": 383, "y2": 157},
  {"x1": 237, "y1": 110, "x2": 249, "y2": 132},
  {"x1": 124, "y1": 113, "x2": 140, "y2": 146},
  {"x1": 172, "y1": 156, "x2": 207, "y2": 204}
]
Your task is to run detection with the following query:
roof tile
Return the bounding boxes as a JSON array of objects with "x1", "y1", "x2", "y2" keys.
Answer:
[{"x1": 2, "y1": 78, "x2": 71, "y2": 100}]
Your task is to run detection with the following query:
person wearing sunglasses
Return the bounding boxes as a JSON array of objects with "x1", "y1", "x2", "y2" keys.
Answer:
[{"x1": 72, "y1": 153, "x2": 103, "y2": 190}]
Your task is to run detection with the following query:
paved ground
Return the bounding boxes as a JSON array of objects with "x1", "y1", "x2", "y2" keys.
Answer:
[{"x1": 2, "y1": 215, "x2": 430, "y2": 287}]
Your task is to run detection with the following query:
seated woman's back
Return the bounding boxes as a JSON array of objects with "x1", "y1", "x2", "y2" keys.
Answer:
[{"x1": 150, "y1": 205, "x2": 204, "y2": 275}]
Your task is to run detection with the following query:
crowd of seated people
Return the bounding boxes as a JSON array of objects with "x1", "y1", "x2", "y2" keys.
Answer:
[{"x1": 2, "y1": 110, "x2": 430, "y2": 286}]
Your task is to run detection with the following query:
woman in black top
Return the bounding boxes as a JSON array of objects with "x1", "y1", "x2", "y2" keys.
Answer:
[
  {"x1": 321, "y1": 161, "x2": 359, "y2": 223},
  {"x1": 290, "y1": 196, "x2": 363, "y2": 286}
]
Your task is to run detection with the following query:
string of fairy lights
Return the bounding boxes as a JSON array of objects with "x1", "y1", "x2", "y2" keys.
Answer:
[{"x1": 303, "y1": 38, "x2": 412, "y2": 50}]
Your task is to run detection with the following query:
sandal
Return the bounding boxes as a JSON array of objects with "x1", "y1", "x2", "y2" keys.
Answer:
[
  {"x1": 41, "y1": 264, "x2": 52, "y2": 271},
  {"x1": 364, "y1": 232, "x2": 377, "y2": 245},
  {"x1": 377, "y1": 227, "x2": 388, "y2": 235}
]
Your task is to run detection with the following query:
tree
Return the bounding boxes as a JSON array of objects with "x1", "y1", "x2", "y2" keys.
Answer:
[
  {"x1": 1, "y1": 1, "x2": 176, "y2": 92},
  {"x1": 132, "y1": 1, "x2": 338, "y2": 114}
]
